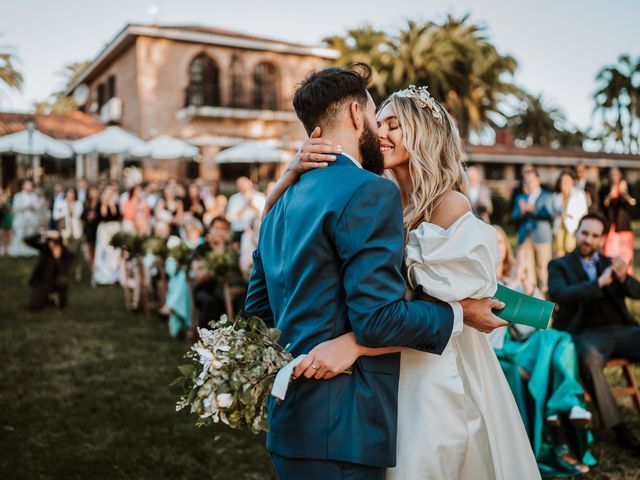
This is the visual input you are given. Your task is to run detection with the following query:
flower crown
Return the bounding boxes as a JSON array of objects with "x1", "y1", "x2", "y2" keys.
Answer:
[{"x1": 395, "y1": 85, "x2": 442, "y2": 121}]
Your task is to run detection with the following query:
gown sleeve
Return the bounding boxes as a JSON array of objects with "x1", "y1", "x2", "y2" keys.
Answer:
[{"x1": 405, "y1": 212, "x2": 500, "y2": 302}]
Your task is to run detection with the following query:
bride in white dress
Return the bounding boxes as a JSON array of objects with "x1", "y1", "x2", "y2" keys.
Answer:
[{"x1": 286, "y1": 86, "x2": 540, "y2": 479}]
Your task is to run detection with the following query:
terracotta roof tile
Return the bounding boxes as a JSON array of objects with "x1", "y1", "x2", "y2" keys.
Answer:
[{"x1": 0, "y1": 111, "x2": 105, "y2": 141}]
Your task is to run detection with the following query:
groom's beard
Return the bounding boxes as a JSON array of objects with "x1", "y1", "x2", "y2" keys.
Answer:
[{"x1": 360, "y1": 121, "x2": 384, "y2": 175}]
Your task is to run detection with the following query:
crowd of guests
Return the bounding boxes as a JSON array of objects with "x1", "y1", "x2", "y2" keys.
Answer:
[
  {"x1": 467, "y1": 160, "x2": 640, "y2": 474},
  {"x1": 0, "y1": 175, "x2": 271, "y2": 338},
  {"x1": 489, "y1": 161, "x2": 634, "y2": 297},
  {"x1": 2, "y1": 160, "x2": 640, "y2": 476}
]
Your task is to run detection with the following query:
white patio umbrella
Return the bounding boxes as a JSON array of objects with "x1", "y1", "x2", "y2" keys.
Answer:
[
  {"x1": 0, "y1": 129, "x2": 73, "y2": 158},
  {"x1": 216, "y1": 141, "x2": 292, "y2": 164},
  {"x1": 130, "y1": 135, "x2": 199, "y2": 159},
  {"x1": 72, "y1": 126, "x2": 147, "y2": 155}
]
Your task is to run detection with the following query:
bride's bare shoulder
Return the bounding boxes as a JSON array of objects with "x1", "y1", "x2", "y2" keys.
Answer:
[{"x1": 429, "y1": 190, "x2": 471, "y2": 229}]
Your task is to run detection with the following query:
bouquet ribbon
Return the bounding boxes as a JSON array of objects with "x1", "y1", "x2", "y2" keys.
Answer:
[{"x1": 271, "y1": 354, "x2": 307, "y2": 401}]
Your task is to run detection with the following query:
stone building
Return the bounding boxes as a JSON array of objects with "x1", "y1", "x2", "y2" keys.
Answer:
[{"x1": 64, "y1": 23, "x2": 337, "y2": 182}]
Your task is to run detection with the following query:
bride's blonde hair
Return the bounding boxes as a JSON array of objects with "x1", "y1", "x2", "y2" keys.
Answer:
[{"x1": 379, "y1": 90, "x2": 467, "y2": 232}]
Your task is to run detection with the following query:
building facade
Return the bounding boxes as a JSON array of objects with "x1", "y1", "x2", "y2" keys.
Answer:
[{"x1": 65, "y1": 24, "x2": 337, "y2": 181}]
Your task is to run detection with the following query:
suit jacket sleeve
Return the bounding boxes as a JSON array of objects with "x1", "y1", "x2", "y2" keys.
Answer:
[
  {"x1": 548, "y1": 259, "x2": 604, "y2": 303},
  {"x1": 333, "y1": 177, "x2": 453, "y2": 354},
  {"x1": 244, "y1": 249, "x2": 275, "y2": 328},
  {"x1": 621, "y1": 275, "x2": 640, "y2": 299}
]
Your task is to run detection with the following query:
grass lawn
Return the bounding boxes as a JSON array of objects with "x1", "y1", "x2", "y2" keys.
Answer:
[
  {"x1": 1, "y1": 256, "x2": 640, "y2": 479},
  {"x1": 0, "y1": 257, "x2": 275, "y2": 480}
]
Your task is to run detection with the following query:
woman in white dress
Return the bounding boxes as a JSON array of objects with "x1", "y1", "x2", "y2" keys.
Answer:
[
  {"x1": 93, "y1": 185, "x2": 122, "y2": 285},
  {"x1": 9, "y1": 180, "x2": 41, "y2": 257},
  {"x1": 270, "y1": 86, "x2": 540, "y2": 479}
]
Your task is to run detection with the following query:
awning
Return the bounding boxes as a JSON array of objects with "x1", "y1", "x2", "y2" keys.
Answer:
[
  {"x1": 0, "y1": 129, "x2": 73, "y2": 158},
  {"x1": 215, "y1": 140, "x2": 292, "y2": 164},
  {"x1": 72, "y1": 125, "x2": 147, "y2": 155},
  {"x1": 130, "y1": 135, "x2": 199, "y2": 159}
]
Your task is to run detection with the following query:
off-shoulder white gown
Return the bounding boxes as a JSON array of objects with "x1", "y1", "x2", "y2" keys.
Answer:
[{"x1": 386, "y1": 212, "x2": 540, "y2": 480}]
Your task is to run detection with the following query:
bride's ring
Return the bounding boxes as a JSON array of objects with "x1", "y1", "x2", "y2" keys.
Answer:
[
  {"x1": 306, "y1": 153, "x2": 311, "y2": 161},
  {"x1": 312, "y1": 364, "x2": 319, "y2": 370}
]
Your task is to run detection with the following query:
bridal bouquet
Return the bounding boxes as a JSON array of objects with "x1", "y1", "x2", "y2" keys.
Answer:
[{"x1": 174, "y1": 313, "x2": 293, "y2": 434}]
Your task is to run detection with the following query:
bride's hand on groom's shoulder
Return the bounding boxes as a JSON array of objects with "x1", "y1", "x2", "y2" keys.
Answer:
[
  {"x1": 286, "y1": 127, "x2": 342, "y2": 178},
  {"x1": 293, "y1": 332, "x2": 361, "y2": 381},
  {"x1": 459, "y1": 297, "x2": 509, "y2": 334}
]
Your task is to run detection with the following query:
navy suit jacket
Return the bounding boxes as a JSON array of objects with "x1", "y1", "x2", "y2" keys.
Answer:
[{"x1": 245, "y1": 154, "x2": 454, "y2": 467}]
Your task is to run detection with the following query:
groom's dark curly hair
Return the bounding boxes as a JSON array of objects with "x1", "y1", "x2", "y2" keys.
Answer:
[{"x1": 293, "y1": 63, "x2": 372, "y2": 135}]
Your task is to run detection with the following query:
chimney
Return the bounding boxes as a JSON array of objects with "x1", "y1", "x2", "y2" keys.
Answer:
[{"x1": 495, "y1": 128, "x2": 514, "y2": 147}]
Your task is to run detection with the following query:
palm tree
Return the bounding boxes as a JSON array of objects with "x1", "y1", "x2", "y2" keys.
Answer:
[
  {"x1": 509, "y1": 93, "x2": 566, "y2": 147},
  {"x1": 432, "y1": 14, "x2": 520, "y2": 141},
  {"x1": 35, "y1": 60, "x2": 90, "y2": 114},
  {"x1": 593, "y1": 54, "x2": 640, "y2": 153},
  {"x1": 324, "y1": 15, "x2": 521, "y2": 141},
  {"x1": 324, "y1": 26, "x2": 392, "y2": 102},
  {"x1": 0, "y1": 40, "x2": 23, "y2": 94},
  {"x1": 509, "y1": 93, "x2": 587, "y2": 149}
]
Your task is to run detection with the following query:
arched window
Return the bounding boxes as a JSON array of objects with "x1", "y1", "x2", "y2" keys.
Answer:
[
  {"x1": 253, "y1": 62, "x2": 279, "y2": 110},
  {"x1": 229, "y1": 56, "x2": 245, "y2": 108},
  {"x1": 185, "y1": 53, "x2": 220, "y2": 107}
]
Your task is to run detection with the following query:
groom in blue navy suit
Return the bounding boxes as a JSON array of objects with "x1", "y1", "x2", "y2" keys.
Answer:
[{"x1": 245, "y1": 64, "x2": 501, "y2": 479}]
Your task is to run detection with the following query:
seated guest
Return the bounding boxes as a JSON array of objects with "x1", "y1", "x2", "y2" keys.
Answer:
[
  {"x1": 162, "y1": 216, "x2": 204, "y2": 338},
  {"x1": 491, "y1": 225, "x2": 595, "y2": 476},
  {"x1": 192, "y1": 216, "x2": 233, "y2": 327},
  {"x1": 25, "y1": 231, "x2": 73, "y2": 311},
  {"x1": 549, "y1": 212, "x2": 640, "y2": 455}
]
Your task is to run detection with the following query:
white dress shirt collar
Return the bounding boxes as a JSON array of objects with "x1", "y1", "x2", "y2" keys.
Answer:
[{"x1": 341, "y1": 152, "x2": 362, "y2": 169}]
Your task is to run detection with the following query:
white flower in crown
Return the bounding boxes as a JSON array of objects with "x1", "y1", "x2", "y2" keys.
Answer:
[{"x1": 396, "y1": 85, "x2": 442, "y2": 120}]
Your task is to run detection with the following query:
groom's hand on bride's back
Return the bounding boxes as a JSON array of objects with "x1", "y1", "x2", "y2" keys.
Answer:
[{"x1": 459, "y1": 298, "x2": 509, "y2": 333}]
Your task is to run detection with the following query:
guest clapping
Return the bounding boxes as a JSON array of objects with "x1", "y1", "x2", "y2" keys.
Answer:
[
  {"x1": 227, "y1": 177, "x2": 265, "y2": 243},
  {"x1": 549, "y1": 213, "x2": 640, "y2": 456}
]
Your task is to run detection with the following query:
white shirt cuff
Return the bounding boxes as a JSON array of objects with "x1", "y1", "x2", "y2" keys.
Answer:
[{"x1": 447, "y1": 301, "x2": 464, "y2": 337}]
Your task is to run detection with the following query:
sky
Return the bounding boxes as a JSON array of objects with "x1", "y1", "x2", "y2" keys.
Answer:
[{"x1": 0, "y1": 0, "x2": 637, "y2": 131}]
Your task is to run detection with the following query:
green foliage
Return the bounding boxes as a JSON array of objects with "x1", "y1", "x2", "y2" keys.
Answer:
[
  {"x1": 144, "y1": 236, "x2": 169, "y2": 259},
  {"x1": 0, "y1": 39, "x2": 23, "y2": 93},
  {"x1": 325, "y1": 14, "x2": 521, "y2": 139},
  {"x1": 201, "y1": 246, "x2": 243, "y2": 285},
  {"x1": 508, "y1": 93, "x2": 586, "y2": 149},
  {"x1": 168, "y1": 242, "x2": 194, "y2": 270},
  {"x1": 175, "y1": 313, "x2": 293, "y2": 435},
  {"x1": 593, "y1": 54, "x2": 640, "y2": 154},
  {"x1": 34, "y1": 60, "x2": 91, "y2": 115},
  {"x1": 108, "y1": 232, "x2": 148, "y2": 257}
]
